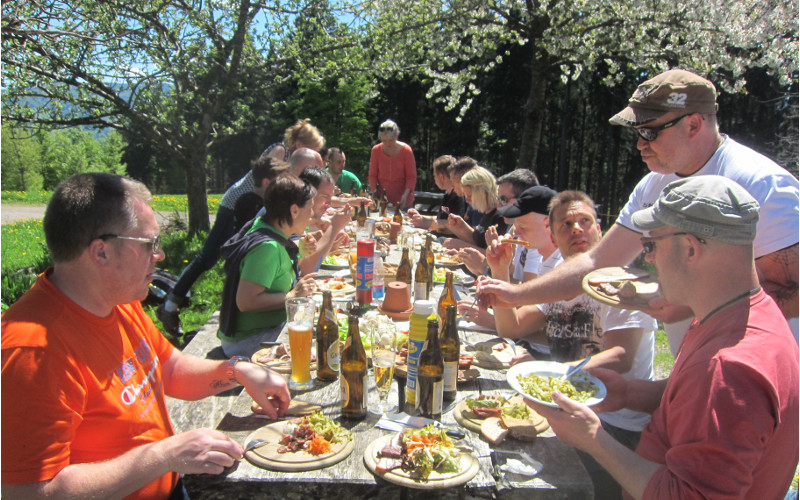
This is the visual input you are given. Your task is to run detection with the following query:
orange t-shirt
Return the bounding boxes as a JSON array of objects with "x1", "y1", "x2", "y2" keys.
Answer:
[{"x1": 1, "y1": 270, "x2": 178, "y2": 499}]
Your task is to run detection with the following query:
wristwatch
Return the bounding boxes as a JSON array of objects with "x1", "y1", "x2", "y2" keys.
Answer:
[{"x1": 226, "y1": 356, "x2": 250, "y2": 384}]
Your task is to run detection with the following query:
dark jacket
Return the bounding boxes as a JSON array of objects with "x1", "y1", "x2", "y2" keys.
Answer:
[{"x1": 218, "y1": 219, "x2": 299, "y2": 336}]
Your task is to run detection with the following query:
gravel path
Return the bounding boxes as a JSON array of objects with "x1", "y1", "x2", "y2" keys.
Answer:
[{"x1": 1, "y1": 204, "x2": 211, "y2": 225}]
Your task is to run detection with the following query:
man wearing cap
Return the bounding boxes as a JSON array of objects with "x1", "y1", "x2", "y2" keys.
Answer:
[
  {"x1": 488, "y1": 190, "x2": 657, "y2": 500},
  {"x1": 478, "y1": 69, "x2": 799, "y2": 352},
  {"x1": 529, "y1": 176, "x2": 799, "y2": 499}
]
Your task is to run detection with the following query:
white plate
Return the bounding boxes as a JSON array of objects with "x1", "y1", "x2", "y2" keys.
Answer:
[{"x1": 507, "y1": 361, "x2": 606, "y2": 408}]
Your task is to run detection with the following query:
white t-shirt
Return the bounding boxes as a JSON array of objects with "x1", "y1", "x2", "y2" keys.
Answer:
[
  {"x1": 616, "y1": 136, "x2": 799, "y2": 354},
  {"x1": 538, "y1": 249, "x2": 563, "y2": 277},
  {"x1": 539, "y1": 288, "x2": 657, "y2": 432},
  {"x1": 512, "y1": 246, "x2": 543, "y2": 282}
]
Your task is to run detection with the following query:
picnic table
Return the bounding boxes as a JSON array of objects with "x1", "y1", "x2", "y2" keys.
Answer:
[{"x1": 167, "y1": 220, "x2": 593, "y2": 499}]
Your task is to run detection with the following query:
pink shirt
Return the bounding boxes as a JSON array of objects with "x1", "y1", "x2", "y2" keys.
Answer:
[
  {"x1": 368, "y1": 142, "x2": 417, "y2": 208},
  {"x1": 632, "y1": 289, "x2": 798, "y2": 499}
]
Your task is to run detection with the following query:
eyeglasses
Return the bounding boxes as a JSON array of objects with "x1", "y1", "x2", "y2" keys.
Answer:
[
  {"x1": 640, "y1": 232, "x2": 705, "y2": 254},
  {"x1": 100, "y1": 234, "x2": 161, "y2": 254},
  {"x1": 379, "y1": 126, "x2": 394, "y2": 132},
  {"x1": 498, "y1": 195, "x2": 516, "y2": 205},
  {"x1": 635, "y1": 114, "x2": 690, "y2": 142}
]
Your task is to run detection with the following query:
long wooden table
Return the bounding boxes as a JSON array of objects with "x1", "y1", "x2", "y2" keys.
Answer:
[{"x1": 168, "y1": 225, "x2": 592, "y2": 498}]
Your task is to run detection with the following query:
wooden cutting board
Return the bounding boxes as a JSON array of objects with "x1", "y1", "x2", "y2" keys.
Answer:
[{"x1": 244, "y1": 422, "x2": 354, "y2": 471}]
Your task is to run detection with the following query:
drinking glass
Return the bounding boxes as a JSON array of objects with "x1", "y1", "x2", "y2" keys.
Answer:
[
  {"x1": 285, "y1": 297, "x2": 316, "y2": 390},
  {"x1": 370, "y1": 323, "x2": 398, "y2": 414}
]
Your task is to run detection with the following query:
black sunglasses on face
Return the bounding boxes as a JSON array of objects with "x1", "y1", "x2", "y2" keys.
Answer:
[
  {"x1": 379, "y1": 126, "x2": 394, "y2": 132},
  {"x1": 640, "y1": 231, "x2": 705, "y2": 254},
  {"x1": 635, "y1": 114, "x2": 691, "y2": 142}
]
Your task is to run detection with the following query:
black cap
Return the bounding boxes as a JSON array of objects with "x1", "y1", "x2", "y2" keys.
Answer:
[{"x1": 496, "y1": 185, "x2": 557, "y2": 218}]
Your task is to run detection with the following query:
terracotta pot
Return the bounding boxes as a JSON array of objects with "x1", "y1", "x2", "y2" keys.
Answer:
[{"x1": 377, "y1": 282, "x2": 414, "y2": 320}]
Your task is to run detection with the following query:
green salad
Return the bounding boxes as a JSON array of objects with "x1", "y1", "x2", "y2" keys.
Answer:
[
  {"x1": 305, "y1": 411, "x2": 351, "y2": 444},
  {"x1": 517, "y1": 372, "x2": 597, "y2": 403},
  {"x1": 402, "y1": 424, "x2": 461, "y2": 479}
]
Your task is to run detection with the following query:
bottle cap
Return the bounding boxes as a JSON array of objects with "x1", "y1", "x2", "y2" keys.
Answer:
[{"x1": 413, "y1": 299, "x2": 435, "y2": 315}]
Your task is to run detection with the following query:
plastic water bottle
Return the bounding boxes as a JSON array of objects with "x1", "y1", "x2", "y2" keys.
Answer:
[{"x1": 372, "y1": 254, "x2": 385, "y2": 300}]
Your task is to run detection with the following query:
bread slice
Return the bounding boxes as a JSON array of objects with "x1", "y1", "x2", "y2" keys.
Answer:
[
  {"x1": 500, "y1": 414, "x2": 538, "y2": 442},
  {"x1": 481, "y1": 417, "x2": 508, "y2": 445}
]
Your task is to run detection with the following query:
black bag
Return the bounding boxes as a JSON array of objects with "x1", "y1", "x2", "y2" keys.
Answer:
[{"x1": 143, "y1": 270, "x2": 191, "y2": 307}]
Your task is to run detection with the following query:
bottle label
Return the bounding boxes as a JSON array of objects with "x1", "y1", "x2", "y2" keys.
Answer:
[
  {"x1": 327, "y1": 340, "x2": 342, "y2": 371},
  {"x1": 414, "y1": 283, "x2": 428, "y2": 300},
  {"x1": 415, "y1": 379, "x2": 443, "y2": 416},
  {"x1": 373, "y1": 282, "x2": 385, "y2": 299},
  {"x1": 405, "y1": 337, "x2": 426, "y2": 406},
  {"x1": 340, "y1": 375, "x2": 349, "y2": 405},
  {"x1": 443, "y1": 361, "x2": 458, "y2": 392}
]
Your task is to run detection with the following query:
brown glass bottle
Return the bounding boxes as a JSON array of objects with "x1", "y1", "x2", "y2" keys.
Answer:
[
  {"x1": 440, "y1": 305, "x2": 460, "y2": 402},
  {"x1": 316, "y1": 291, "x2": 340, "y2": 381},
  {"x1": 393, "y1": 204, "x2": 403, "y2": 224},
  {"x1": 414, "y1": 241, "x2": 430, "y2": 300},
  {"x1": 395, "y1": 247, "x2": 413, "y2": 285},
  {"x1": 424, "y1": 234, "x2": 434, "y2": 296},
  {"x1": 416, "y1": 318, "x2": 444, "y2": 420},
  {"x1": 340, "y1": 311, "x2": 367, "y2": 419},
  {"x1": 357, "y1": 201, "x2": 367, "y2": 227},
  {"x1": 379, "y1": 191, "x2": 388, "y2": 217},
  {"x1": 437, "y1": 271, "x2": 457, "y2": 322}
]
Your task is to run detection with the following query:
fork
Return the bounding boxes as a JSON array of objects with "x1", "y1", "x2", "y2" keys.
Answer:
[{"x1": 243, "y1": 438, "x2": 270, "y2": 453}]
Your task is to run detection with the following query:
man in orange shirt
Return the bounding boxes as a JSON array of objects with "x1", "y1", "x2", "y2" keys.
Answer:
[{"x1": 1, "y1": 173, "x2": 291, "y2": 499}]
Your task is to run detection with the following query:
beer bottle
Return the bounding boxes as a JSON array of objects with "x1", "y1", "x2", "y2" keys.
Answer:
[
  {"x1": 357, "y1": 201, "x2": 367, "y2": 228},
  {"x1": 416, "y1": 318, "x2": 444, "y2": 420},
  {"x1": 341, "y1": 311, "x2": 368, "y2": 419},
  {"x1": 372, "y1": 186, "x2": 381, "y2": 209},
  {"x1": 316, "y1": 291, "x2": 340, "y2": 381},
  {"x1": 424, "y1": 234, "x2": 435, "y2": 296},
  {"x1": 379, "y1": 191, "x2": 388, "y2": 217},
  {"x1": 393, "y1": 204, "x2": 403, "y2": 224},
  {"x1": 349, "y1": 185, "x2": 356, "y2": 196},
  {"x1": 414, "y1": 242, "x2": 430, "y2": 300},
  {"x1": 437, "y1": 271, "x2": 458, "y2": 322},
  {"x1": 396, "y1": 247, "x2": 413, "y2": 285},
  {"x1": 440, "y1": 305, "x2": 460, "y2": 402}
]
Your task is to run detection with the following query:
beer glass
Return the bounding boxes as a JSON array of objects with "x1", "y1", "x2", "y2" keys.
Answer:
[
  {"x1": 370, "y1": 323, "x2": 398, "y2": 414},
  {"x1": 285, "y1": 297, "x2": 316, "y2": 390}
]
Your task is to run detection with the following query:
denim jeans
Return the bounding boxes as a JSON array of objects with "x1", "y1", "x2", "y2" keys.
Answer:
[
  {"x1": 170, "y1": 206, "x2": 236, "y2": 302},
  {"x1": 220, "y1": 322, "x2": 284, "y2": 358}
]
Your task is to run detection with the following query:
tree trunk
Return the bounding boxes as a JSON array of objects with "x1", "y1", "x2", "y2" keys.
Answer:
[
  {"x1": 518, "y1": 62, "x2": 550, "y2": 173},
  {"x1": 185, "y1": 151, "x2": 211, "y2": 234}
]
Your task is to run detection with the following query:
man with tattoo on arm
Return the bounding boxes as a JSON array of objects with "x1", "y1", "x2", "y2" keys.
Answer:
[
  {"x1": 478, "y1": 69, "x2": 799, "y2": 350},
  {"x1": 2, "y1": 173, "x2": 291, "y2": 499}
]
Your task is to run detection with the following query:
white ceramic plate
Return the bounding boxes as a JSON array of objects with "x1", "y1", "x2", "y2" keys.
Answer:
[{"x1": 507, "y1": 361, "x2": 606, "y2": 408}]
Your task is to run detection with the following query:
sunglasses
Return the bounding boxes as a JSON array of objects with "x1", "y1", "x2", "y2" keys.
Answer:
[
  {"x1": 640, "y1": 232, "x2": 705, "y2": 254},
  {"x1": 100, "y1": 234, "x2": 162, "y2": 254},
  {"x1": 635, "y1": 114, "x2": 690, "y2": 142},
  {"x1": 379, "y1": 126, "x2": 395, "y2": 132}
]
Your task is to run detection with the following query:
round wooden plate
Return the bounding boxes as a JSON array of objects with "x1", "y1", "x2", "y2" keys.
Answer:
[
  {"x1": 453, "y1": 398, "x2": 549, "y2": 434},
  {"x1": 581, "y1": 267, "x2": 659, "y2": 311},
  {"x1": 363, "y1": 434, "x2": 479, "y2": 489},
  {"x1": 244, "y1": 422, "x2": 354, "y2": 471}
]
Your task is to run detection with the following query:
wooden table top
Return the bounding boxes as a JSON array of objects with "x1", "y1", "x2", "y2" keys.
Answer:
[{"x1": 168, "y1": 230, "x2": 593, "y2": 499}]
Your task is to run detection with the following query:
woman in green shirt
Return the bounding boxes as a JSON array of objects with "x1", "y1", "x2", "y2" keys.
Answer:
[{"x1": 218, "y1": 175, "x2": 318, "y2": 357}]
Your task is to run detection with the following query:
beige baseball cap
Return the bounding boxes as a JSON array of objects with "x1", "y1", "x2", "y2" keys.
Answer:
[
  {"x1": 609, "y1": 69, "x2": 719, "y2": 127},
  {"x1": 631, "y1": 176, "x2": 759, "y2": 245}
]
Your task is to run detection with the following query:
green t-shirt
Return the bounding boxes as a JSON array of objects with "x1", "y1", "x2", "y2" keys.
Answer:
[
  {"x1": 221, "y1": 220, "x2": 296, "y2": 342},
  {"x1": 334, "y1": 169, "x2": 362, "y2": 194}
]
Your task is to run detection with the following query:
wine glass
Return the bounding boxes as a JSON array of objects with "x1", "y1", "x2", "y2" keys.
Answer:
[{"x1": 370, "y1": 323, "x2": 398, "y2": 414}]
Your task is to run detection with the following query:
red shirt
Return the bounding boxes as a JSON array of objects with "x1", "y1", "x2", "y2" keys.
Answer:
[
  {"x1": 633, "y1": 289, "x2": 799, "y2": 499},
  {"x1": 368, "y1": 142, "x2": 417, "y2": 208}
]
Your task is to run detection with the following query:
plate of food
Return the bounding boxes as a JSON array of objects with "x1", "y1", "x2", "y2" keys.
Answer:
[
  {"x1": 433, "y1": 267, "x2": 475, "y2": 287},
  {"x1": 251, "y1": 344, "x2": 317, "y2": 374},
  {"x1": 318, "y1": 277, "x2": 356, "y2": 296},
  {"x1": 453, "y1": 394, "x2": 548, "y2": 443},
  {"x1": 364, "y1": 425, "x2": 479, "y2": 489},
  {"x1": 434, "y1": 252, "x2": 461, "y2": 268},
  {"x1": 244, "y1": 411, "x2": 354, "y2": 471},
  {"x1": 582, "y1": 267, "x2": 660, "y2": 311},
  {"x1": 464, "y1": 339, "x2": 523, "y2": 369},
  {"x1": 320, "y1": 253, "x2": 350, "y2": 270},
  {"x1": 507, "y1": 361, "x2": 606, "y2": 408},
  {"x1": 394, "y1": 353, "x2": 478, "y2": 384}
]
